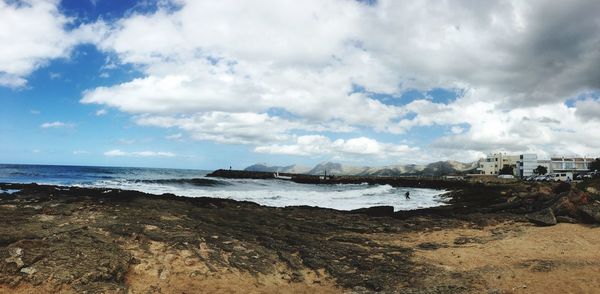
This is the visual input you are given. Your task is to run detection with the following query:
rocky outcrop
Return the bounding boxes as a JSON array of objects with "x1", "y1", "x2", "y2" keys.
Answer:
[
  {"x1": 556, "y1": 216, "x2": 578, "y2": 223},
  {"x1": 552, "y1": 197, "x2": 578, "y2": 218},
  {"x1": 2, "y1": 179, "x2": 600, "y2": 292},
  {"x1": 350, "y1": 206, "x2": 395, "y2": 217},
  {"x1": 527, "y1": 208, "x2": 557, "y2": 226},
  {"x1": 0, "y1": 182, "x2": 512, "y2": 293},
  {"x1": 208, "y1": 169, "x2": 494, "y2": 191},
  {"x1": 577, "y1": 204, "x2": 600, "y2": 223}
]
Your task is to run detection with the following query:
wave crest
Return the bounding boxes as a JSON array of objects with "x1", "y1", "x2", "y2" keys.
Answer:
[{"x1": 135, "y1": 178, "x2": 230, "y2": 187}]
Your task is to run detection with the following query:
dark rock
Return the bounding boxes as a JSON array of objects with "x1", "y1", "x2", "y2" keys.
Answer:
[
  {"x1": 350, "y1": 206, "x2": 394, "y2": 217},
  {"x1": 417, "y1": 242, "x2": 447, "y2": 250},
  {"x1": 566, "y1": 189, "x2": 589, "y2": 204},
  {"x1": 552, "y1": 197, "x2": 577, "y2": 218},
  {"x1": 453, "y1": 236, "x2": 485, "y2": 245},
  {"x1": 577, "y1": 204, "x2": 600, "y2": 223},
  {"x1": 556, "y1": 216, "x2": 578, "y2": 224},
  {"x1": 526, "y1": 208, "x2": 556, "y2": 226},
  {"x1": 518, "y1": 259, "x2": 556, "y2": 272},
  {"x1": 553, "y1": 182, "x2": 571, "y2": 194}
]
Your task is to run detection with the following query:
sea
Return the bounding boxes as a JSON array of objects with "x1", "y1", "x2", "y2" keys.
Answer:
[{"x1": 0, "y1": 164, "x2": 447, "y2": 211}]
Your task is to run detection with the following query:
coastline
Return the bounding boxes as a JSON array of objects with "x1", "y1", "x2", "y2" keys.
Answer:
[{"x1": 1, "y1": 181, "x2": 599, "y2": 293}]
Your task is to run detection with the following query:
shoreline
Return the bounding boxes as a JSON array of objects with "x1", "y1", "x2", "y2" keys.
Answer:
[
  {"x1": 1, "y1": 180, "x2": 599, "y2": 293},
  {"x1": 1, "y1": 181, "x2": 450, "y2": 213}
]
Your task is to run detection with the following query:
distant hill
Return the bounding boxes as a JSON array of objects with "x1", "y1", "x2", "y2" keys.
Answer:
[
  {"x1": 244, "y1": 160, "x2": 478, "y2": 177},
  {"x1": 308, "y1": 162, "x2": 369, "y2": 176},
  {"x1": 244, "y1": 163, "x2": 311, "y2": 174}
]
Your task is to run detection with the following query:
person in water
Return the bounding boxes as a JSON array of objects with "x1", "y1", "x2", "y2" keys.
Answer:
[{"x1": 405, "y1": 191, "x2": 410, "y2": 200}]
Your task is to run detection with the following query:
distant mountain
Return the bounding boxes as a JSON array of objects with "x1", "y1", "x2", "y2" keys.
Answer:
[
  {"x1": 244, "y1": 163, "x2": 311, "y2": 174},
  {"x1": 244, "y1": 160, "x2": 478, "y2": 177},
  {"x1": 308, "y1": 162, "x2": 368, "y2": 176}
]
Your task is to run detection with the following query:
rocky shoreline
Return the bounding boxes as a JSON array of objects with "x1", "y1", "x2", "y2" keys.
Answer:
[{"x1": 1, "y1": 179, "x2": 599, "y2": 293}]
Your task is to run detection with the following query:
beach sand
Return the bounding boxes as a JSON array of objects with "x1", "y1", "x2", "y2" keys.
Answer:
[{"x1": 373, "y1": 222, "x2": 600, "y2": 293}]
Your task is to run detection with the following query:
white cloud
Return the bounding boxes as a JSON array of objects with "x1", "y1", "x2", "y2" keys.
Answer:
[
  {"x1": 0, "y1": 0, "x2": 71, "y2": 87},
  {"x1": 83, "y1": 0, "x2": 600, "y2": 110},
  {"x1": 0, "y1": 0, "x2": 567, "y2": 161},
  {"x1": 165, "y1": 133, "x2": 183, "y2": 141},
  {"x1": 255, "y1": 135, "x2": 418, "y2": 159},
  {"x1": 575, "y1": 98, "x2": 600, "y2": 122},
  {"x1": 411, "y1": 95, "x2": 600, "y2": 160},
  {"x1": 80, "y1": 0, "x2": 407, "y2": 133},
  {"x1": 30, "y1": 110, "x2": 40, "y2": 115},
  {"x1": 78, "y1": 0, "x2": 600, "y2": 159},
  {"x1": 0, "y1": 73, "x2": 27, "y2": 88},
  {"x1": 103, "y1": 149, "x2": 175, "y2": 157},
  {"x1": 96, "y1": 109, "x2": 108, "y2": 116},
  {"x1": 135, "y1": 112, "x2": 353, "y2": 145},
  {"x1": 0, "y1": 0, "x2": 108, "y2": 87},
  {"x1": 450, "y1": 126, "x2": 465, "y2": 135},
  {"x1": 40, "y1": 121, "x2": 75, "y2": 128}
]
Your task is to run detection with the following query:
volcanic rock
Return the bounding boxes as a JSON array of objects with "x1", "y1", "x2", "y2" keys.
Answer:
[
  {"x1": 578, "y1": 204, "x2": 600, "y2": 223},
  {"x1": 526, "y1": 208, "x2": 557, "y2": 226},
  {"x1": 350, "y1": 206, "x2": 395, "y2": 217}
]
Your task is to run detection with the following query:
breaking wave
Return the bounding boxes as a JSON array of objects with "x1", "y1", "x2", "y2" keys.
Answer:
[{"x1": 134, "y1": 178, "x2": 230, "y2": 187}]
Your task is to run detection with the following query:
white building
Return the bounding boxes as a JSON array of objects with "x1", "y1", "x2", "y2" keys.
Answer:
[
  {"x1": 518, "y1": 154, "x2": 538, "y2": 178},
  {"x1": 478, "y1": 153, "x2": 595, "y2": 178},
  {"x1": 550, "y1": 157, "x2": 594, "y2": 173},
  {"x1": 477, "y1": 153, "x2": 520, "y2": 176},
  {"x1": 477, "y1": 159, "x2": 496, "y2": 175}
]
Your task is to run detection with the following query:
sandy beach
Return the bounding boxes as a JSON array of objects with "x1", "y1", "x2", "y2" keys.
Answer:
[{"x1": 0, "y1": 179, "x2": 599, "y2": 293}]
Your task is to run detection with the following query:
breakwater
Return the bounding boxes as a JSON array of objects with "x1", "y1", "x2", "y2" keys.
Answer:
[{"x1": 207, "y1": 169, "x2": 473, "y2": 190}]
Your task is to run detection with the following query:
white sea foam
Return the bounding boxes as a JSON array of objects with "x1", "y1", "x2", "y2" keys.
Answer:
[
  {"x1": 0, "y1": 189, "x2": 20, "y2": 194},
  {"x1": 82, "y1": 178, "x2": 447, "y2": 211},
  {"x1": 0, "y1": 165, "x2": 446, "y2": 210}
]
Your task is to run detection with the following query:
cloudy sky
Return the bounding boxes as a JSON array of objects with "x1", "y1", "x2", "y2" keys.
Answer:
[{"x1": 1, "y1": 0, "x2": 599, "y2": 169}]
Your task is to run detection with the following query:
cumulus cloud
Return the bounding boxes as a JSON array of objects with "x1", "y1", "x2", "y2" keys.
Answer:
[
  {"x1": 75, "y1": 0, "x2": 600, "y2": 161},
  {"x1": 2, "y1": 0, "x2": 593, "y2": 161},
  {"x1": 95, "y1": 109, "x2": 108, "y2": 116},
  {"x1": 135, "y1": 112, "x2": 354, "y2": 145},
  {"x1": 0, "y1": 0, "x2": 108, "y2": 87},
  {"x1": 83, "y1": 0, "x2": 600, "y2": 108},
  {"x1": 79, "y1": 0, "x2": 409, "y2": 133},
  {"x1": 255, "y1": 135, "x2": 418, "y2": 159},
  {"x1": 422, "y1": 98, "x2": 600, "y2": 160},
  {"x1": 575, "y1": 98, "x2": 600, "y2": 122},
  {"x1": 103, "y1": 149, "x2": 175, "y2": 157},
  {"x1": 40, "y1": 121, "x2": 75, "y2": 128}
]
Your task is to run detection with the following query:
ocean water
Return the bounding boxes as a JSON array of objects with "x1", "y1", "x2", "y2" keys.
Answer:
[{"x1": 0, "y1": 164, "x2": 447, "y2": 211}]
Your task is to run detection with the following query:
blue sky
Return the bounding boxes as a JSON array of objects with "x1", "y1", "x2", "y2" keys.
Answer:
[{"x1": 1, "y1": 0, "x2": 600, "y2": 169}]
